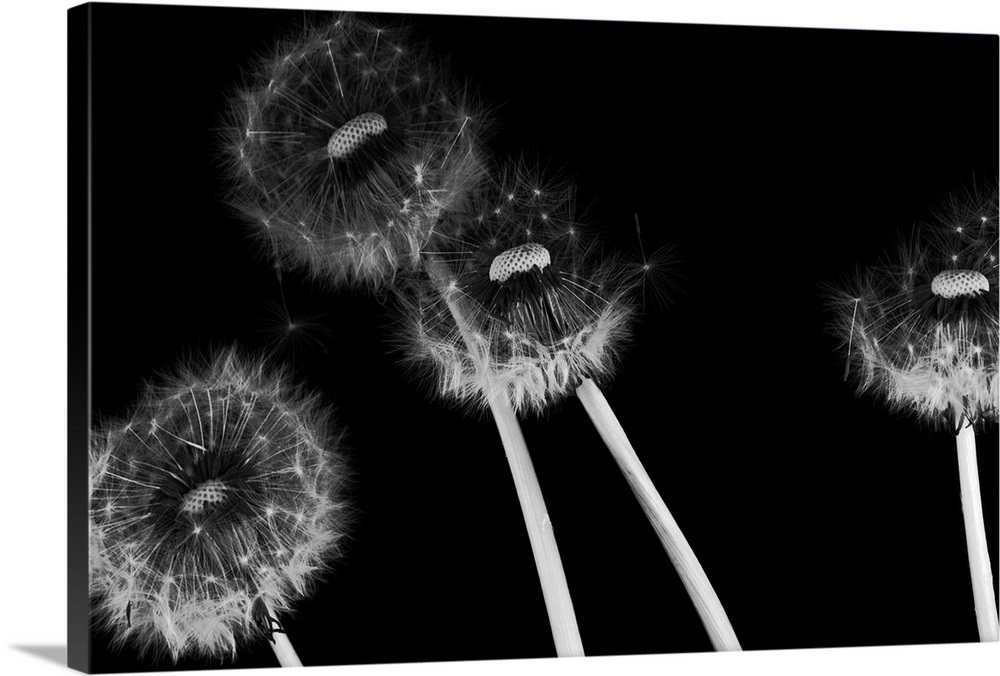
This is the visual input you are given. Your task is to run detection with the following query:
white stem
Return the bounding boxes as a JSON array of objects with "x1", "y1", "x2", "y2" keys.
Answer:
[
  {"x1": 486, "y1": 389, "x2": 585, "y2": 657},
  {"x1": 576, "y1": 378, "x2": 741, "y2": 651},
  {"x1": 264, "y1": 602, "x2": 304, "y2": 668},
  {"x1": 955, "y1": 416, "x2": 1000, "y2": 642},
  {"x1": 422, "y1": 254, "x2": 585, "y2": 657}
]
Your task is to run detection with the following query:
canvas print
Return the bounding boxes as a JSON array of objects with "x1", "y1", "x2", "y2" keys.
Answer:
[{"x1": 68, "y1": 2, "x2": 999, "y2": 672}]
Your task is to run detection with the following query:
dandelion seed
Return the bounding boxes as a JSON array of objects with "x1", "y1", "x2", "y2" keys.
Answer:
[
  {"x1": 89, "y1": 350, "x2": 350, "y2": 664},
  {"x1": 633, "y1": 214, "x2": 681, "y2": 314}
]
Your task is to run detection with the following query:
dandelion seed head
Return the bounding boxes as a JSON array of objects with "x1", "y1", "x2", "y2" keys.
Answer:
[
  {"x1": 221, "y1": 13, "x2": 488, "y2": 290},
  {"x1": 396, "y1": 161, "x2": 649, "y2": 414},
  {"x1": 89, "y1": 350, "x2": 350, "y2": 662},
  {"x1": 826, "y1": 181, "x2": 999, "y2": 428}
]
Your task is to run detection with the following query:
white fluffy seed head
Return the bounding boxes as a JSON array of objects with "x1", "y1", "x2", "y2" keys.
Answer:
[
  {"x1": 399, "y1": 164, "x2": 648, "y2": 415},
  {"x1": 89, "y1": 351, "x2": 351, "y2": 661},
  {"x1": 223, "y1": 14, "x2": 488, "y2": 289},
  {"x1": 930, "y1": 269, "x2": 989, "y2": 298},
  {"x1": 327, "y1": 112, "x2": 388, "y2": 158},
  {"x1": 826, "y1": 181, "x2": 999, "y2": 429},
  {"x1": 489, "y1": 243, "x2": 551, "y2": 282}
]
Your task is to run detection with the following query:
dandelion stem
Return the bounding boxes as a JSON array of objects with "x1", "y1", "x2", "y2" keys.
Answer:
[
  {"x1": 486, "y1": 389, "x2": 585, "y2": 656},
  {"x1": 954, "y1": 415, "x2": 1000, "y2": 642},
  {"x1": 575, "y1": 377, "x2": 741, "y2": 651},
  {"x1": 265, "y1": 601, "x2": 304, "y2": 668},
  {"x1": 422, "y1": 253, "x2": 585, "y2": 657},
  {"x1": 269, "y1": 631, "x2": 303, "y2": 668}
]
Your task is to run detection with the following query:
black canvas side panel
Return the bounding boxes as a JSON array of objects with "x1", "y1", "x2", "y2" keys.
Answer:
[{"x1": 67, "y1": 3, "x2": 93, "y2": 673}]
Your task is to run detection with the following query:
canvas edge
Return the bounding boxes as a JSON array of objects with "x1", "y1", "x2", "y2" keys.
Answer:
[{"x1": 67, "y1": 2, "x2": 93, "y2": 673}]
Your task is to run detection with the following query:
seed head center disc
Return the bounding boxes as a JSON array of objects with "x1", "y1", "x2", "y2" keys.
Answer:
[
  {"x1": 327, "y1": 112, "x2": 388, "y2": 159},
  {"x1": 489, "y1": 243, "x2": 551, "y2": 282},
  {"x1": 930, "y1": 269, "x2": 989, "y2": 298},
  {"x1": 181, "y1": 479, "x2": 229, "y2": 514}
]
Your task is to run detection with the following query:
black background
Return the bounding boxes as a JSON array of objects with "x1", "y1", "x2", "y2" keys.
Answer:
[{"x1": 84, "y1": 3, "x2": 999, "y2": 672}]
